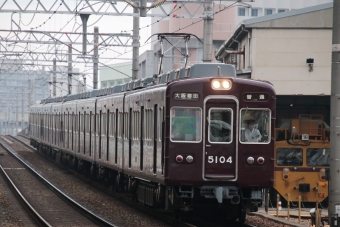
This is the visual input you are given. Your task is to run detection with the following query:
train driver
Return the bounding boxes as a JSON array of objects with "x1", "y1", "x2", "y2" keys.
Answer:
[{"x1": 245, "y1": 121, "x2": 262, "y2": 142}]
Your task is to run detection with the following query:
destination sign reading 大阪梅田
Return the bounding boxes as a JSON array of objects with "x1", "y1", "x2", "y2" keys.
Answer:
[
  {"x1": 243, "y1": 93, "x2": 269, "y2": 101},
  {"x1": 173, "y1": 92, "x2": 199, "y2": 100}
]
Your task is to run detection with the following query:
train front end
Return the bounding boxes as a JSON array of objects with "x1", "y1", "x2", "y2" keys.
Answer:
[{"x1": 164, "y1": 64, "x2": 276, "y2": 221}]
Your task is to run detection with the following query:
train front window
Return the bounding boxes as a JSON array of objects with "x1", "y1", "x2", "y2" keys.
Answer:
[
  {"x1": 240, "y1": 109, "x2": 271, "y2": 143},
  {"x1": 307, "y1": 148, "x2": 330, "y2": 166},
  {"x1": 208, "y1": 108, "x2": 232, "y2": 143},
  {"x1": 276, "y1": 148, "x2": 303, "y2": 166},
  {"x1": 170, "y1": 107, "x2": 202, "y2": 142}
]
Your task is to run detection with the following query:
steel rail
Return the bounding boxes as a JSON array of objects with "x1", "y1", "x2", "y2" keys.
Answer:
[{"x1": 1, "y1": 137, "x2": 116, "y2": 227}]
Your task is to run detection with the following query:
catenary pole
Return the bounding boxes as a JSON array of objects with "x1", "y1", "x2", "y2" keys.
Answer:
[
  {"x1": 53, "y1": 58, "x2": 56, "y2": 96},
  {"x1": 330, "y1": 1, "x2": 340, "y2": 226},
  {"x1": 203, "y1": 1, "x2": 213, "y2": 62},
  {"x1": 16, "y1": 95, "x2": 18, "y2": 135},
  {"x1": 21, "y1": 92, "x2": 24, "y2": 134},
  {"x1": 68, "y1": 45, "x2": 73, "y2": 94},
  {"x1": 132, "y1": 1, "x2": 140, "y2": 80},
  {"x1": 93, "y1": 26, "x2": 99, "y2": 89},
  {"x1": 80, "y1": 14, "x2": 90, "y2": 55}
]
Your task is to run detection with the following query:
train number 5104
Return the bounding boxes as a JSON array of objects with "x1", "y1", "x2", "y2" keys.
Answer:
[{"x1": 208, "y1": 156, "x2": 232, "y2": 164}]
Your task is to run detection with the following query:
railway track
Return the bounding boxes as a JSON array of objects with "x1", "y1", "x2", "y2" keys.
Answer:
[
  {"x1": 6, "y1": 136, "x2": 296, "y2": 227},
  {"x1": 0, "y1": 136, "x2": 115, "y2": 227},
  {"x1": 0, "y1": 157, "x2": 38, "y2": 226}
]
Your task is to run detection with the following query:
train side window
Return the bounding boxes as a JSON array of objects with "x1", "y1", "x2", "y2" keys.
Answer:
[
  {"x1": 102, "y1": 111, "x2": 107, "y2": 137},
  {"x1": 276, "y1": 148, "x2": 303, "y2": 166},
  {"x1": 306, "y1": 148, "x2": 330, "y2": 166},
  {"x1": 110, "y1": 111, "x2": 115, "y2": 137},
  {"x1": 159, "y1": 107, "x2": 163, "y2": 141},
  {"x1": 208, "y1": 108, "x2": 232, "y2": 143},
  {"x1": 170, "y1": 107, "x2": 202, "y2": 142},
  {"x1": 240, "y1": 108, "x2": 271, "y2": 144}
]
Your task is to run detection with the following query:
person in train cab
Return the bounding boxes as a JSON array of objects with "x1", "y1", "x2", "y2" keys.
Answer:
[{"x1": 245, "y1": 121, "x2": 262, "y2": 142}]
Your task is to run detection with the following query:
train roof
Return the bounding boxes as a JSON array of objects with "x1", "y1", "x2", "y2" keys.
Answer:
[{"x1": 39, "y1": 63, "x2": 236, "y2": 104}]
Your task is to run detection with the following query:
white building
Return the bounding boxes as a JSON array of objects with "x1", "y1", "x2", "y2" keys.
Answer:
[
  {"x1": 99, "y1": 62, "x2": 132, "y2": 88},
  {"x1": 215, "y1": 2, "x2": 332, "y2": 122}
]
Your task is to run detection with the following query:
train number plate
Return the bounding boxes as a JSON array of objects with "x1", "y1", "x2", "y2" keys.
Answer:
[{"x1": 208, "y1": 156, "x2": 232, "y2": 164}]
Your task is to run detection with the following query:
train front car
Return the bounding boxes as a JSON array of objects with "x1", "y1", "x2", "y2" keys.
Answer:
[{"x1": 164, "y1": 64, "x2": 276, "y2": 222}]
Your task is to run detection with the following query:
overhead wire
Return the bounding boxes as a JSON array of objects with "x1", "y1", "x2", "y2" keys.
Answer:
[{"x1": 1, "y1": 0, "x2": 245, "y2": 92}]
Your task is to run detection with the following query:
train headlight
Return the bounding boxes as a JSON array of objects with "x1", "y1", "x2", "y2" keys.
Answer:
[
  {"x1": 247, "y1": 157, "x2": 254, "y2": 164},
  {"x1": 283, "y1": 168, "x2": 289, "y2": 174},
  {"x1": 212, "y1": 80, "x2": 221, "y2": 89},
  {"x1": 222, "y1": 80, "x2": 231, "y2": 89},
  {"x1": 211, "y1": 79, "x2": 232, "y2": 90}
]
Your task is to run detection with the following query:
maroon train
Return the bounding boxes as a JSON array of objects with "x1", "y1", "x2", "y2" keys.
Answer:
[{"x1": 29, "y1": 63, "x2": 276, "y2": 222}]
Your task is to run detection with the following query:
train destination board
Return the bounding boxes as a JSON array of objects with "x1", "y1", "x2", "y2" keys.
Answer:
[{"x1": 173, "y1": 92, "x2": 199, "y2": 100}]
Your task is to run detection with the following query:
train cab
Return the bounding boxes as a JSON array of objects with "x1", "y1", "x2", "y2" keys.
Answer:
[{"x1": 273, "y1": 114, "x2": 330, "y2": 205}]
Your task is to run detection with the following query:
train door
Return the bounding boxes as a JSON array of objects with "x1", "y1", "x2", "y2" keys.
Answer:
[{"x1": 203, "y1": 98, "x2": 237, "y2": 180}]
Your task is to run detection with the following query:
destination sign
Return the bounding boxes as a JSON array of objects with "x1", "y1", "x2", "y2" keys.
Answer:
[{"x1": 173, "y1": 92, "x2": 199, "y2": 101}]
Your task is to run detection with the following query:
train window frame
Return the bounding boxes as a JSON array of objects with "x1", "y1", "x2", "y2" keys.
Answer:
[
  {"x1": 170, "y1": 107, "x2": 202, "y2": 143},
  {"x1": 276, "y1": 148, "x2": 303, "y2": 166},
  {"x1": 239, "y1": 108, "x2": 271, "y2": 144},
  {"x1": 208, "y1": 108, "x2": 233, "y2": 144}
]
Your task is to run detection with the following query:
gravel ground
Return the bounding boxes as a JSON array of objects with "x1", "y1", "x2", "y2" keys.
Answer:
[{"x1": 0, "y1": 187, "x2": 24, "y2": 227}]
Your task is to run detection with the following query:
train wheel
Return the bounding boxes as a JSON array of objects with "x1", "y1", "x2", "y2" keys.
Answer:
[
  {"x1": 238, "y1": 207, "x2": 246, "y2": 223},
  {"x1": 114, "y1": 173, "x2": 123, "y2": 192},
  {"x1": 174, "y1": 210, "x2": 186, "y2": 221},
  {"x1": 269, "y1": 188, "x2": 278, "y2": 207}
]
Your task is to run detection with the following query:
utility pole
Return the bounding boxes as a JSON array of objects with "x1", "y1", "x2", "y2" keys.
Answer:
[
  {"x1": 203, "y1": 1, "x2": 214, "y2": 62},
  {"x1": 68, "y1": 45, "x2": 72, "y2": 94},
  {"x1": 132, "y1": 1, "x2": 140, "y2": 80},
  {"x1": 83, "y1": 75, "x2": 87, "y2": 92},
  {"x1": 16, "y1": 95, "x2": 18, "y2": 135},
  {"x1": 80, "y1": 14, "x2": 90, "y2": 55},
  {"x1": 53, "y1": 58, "x2": 56, "y2": 97},
  {"x1": 330, "y1": 1, "x2": 340, "y2": 226},
  {"x1": 93, "y1": 26, "x2": 98, "y2": 89},
  {"x1": 21, "y1": 92, "x2": 24, "y2": 134}
]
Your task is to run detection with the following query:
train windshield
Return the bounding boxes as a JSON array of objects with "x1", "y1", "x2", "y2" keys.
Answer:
[
  {"x1": 307, "y1": 148, "x2": 330, "y2": 166},
  {"x1": 170, "y1": 107, "x2": 202, "y2": 142},
  {"x1": 276, "y1": 148, "x2": 303, "y2": 166},
  {"x1": 208, "y1": 108, "x2": 232, "y2": 143},
  {"x1": 240, "y1": 109, "x2": 271, "y2": 143}
]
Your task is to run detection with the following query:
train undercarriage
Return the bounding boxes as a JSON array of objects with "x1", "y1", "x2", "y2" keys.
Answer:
[{"x1": 31, "y1": 139, "x2": 262, "y2": 223}]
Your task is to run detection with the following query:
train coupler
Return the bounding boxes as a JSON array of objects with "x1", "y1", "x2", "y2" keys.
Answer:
[{"x1": 200, "y1": 186, "x2": 239, "y2": 203}]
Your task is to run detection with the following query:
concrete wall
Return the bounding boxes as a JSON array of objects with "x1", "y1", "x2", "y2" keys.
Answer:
[{"x1": 250, "y1": 28, "x2": 331, "y2": 95}]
